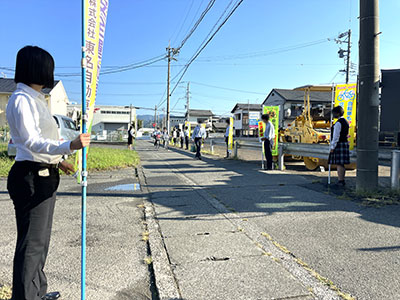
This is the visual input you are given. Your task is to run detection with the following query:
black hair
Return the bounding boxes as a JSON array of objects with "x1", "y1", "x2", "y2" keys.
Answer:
[
  {"x1": 184, "y1": 126, "x2": 188, "y2": 130},
  {"x1": 14, "y1": 46, "x2": 55, "y2": 89},
  {"x1": 226, "y1": 118, "x2": 230, "y2": 124},
  {"x1": 332, "y1": 106, "x2": 344, "y2": 117},
  {"x1": 261, "y1": 114, "x2": 270, "y2": 121}
]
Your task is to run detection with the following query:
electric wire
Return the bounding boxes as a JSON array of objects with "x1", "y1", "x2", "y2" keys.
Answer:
[{"x1": 170, "y1": 0, "x2": 244, "y2": 97}]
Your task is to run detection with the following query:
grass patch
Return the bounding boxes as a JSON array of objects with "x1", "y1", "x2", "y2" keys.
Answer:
[
  {"x1": 66, "y1": 146, "x2": 140, "y2": 172},
  {"x1": 0, "y1": 144, "x2": 140, "y2": 177}
]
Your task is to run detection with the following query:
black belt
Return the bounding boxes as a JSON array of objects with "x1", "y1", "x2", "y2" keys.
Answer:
[{"x1": 15, "y1": 161, "x2": 58, "y2": 169}]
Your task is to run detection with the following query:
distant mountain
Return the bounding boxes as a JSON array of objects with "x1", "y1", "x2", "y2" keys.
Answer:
[{"x1": 138, "y1": 114, "x2": 165, "y2": 127}]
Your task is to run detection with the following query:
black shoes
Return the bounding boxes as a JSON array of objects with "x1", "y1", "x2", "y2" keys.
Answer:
[{"x1": 42, "y1": 292, "x2": 60, "y2": 300}]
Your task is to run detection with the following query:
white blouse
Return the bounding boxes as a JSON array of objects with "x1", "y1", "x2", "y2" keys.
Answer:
[{"x1": 6, "y1": 83, "x2": 72, "y2": 164}]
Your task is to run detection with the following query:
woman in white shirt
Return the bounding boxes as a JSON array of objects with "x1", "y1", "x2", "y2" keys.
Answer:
[{"x1": 6, "y1": 46, "x2": 90, "y2": 300}]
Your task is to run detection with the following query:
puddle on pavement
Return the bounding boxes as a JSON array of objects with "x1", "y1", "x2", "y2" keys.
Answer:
[{"x1": 105, "y1": 183, "x2": 141, "y2": 191}]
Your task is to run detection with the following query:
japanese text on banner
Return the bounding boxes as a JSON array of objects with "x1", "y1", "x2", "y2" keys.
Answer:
[{"x1": 334, "y1": 83, "x2": 357, "y2": 150}]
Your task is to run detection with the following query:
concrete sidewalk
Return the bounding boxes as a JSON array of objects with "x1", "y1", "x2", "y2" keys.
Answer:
[
  {"x1": 0, "y1": 168, "x2": 151, "y2": 300},
  {"x1": 138, "y1": 140, "x2": 400, "y2": 300}
]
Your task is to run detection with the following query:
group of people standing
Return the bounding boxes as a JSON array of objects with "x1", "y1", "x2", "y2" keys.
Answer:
[
  {"x1": 152, "y1": 126, "x2": 191, "y2": 151},
  {"x1": 151, "y1": 120, "x2": 207, "y2": 160}
]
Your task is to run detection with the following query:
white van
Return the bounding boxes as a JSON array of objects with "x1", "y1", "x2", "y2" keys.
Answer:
[{"x1": 8, "y1": 115, "x2": 79, "y2": 156}]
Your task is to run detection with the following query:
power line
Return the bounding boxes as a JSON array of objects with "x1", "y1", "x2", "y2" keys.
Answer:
[
  {"x1": 53, "y1": 54, "x2": 166, "y2": 77},
  {"x1": 191, "y1": 81, "x2": 265, "y2": 95},
  {"x1": 169, "y1": 0, "x2": 244, "y2": 96},
  {"x1": 177, "y1": 0, "x2": 216, "y2": 50},
  {"x1": 171, "y1": 0, "x2": 195, "y2": 45}
]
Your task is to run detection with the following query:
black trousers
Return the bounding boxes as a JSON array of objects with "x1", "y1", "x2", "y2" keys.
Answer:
[
  {"x1": 263, "y1": 139, "x2": 273, "y2": 169},
  {"x1": 194, "y1": 138, "x2": 202, "y2": 158},
  {"x1": 7, "y1": 161, "x2": 60, "y2": 300},
  {"x1": 185, "y1": 137, "x2": 189, "y2": 150},
  {"x1": 180, "y1": 137, "x2": 184, "y2": 148},
  {"x1": 225, "y1": 137, "x2": 230, "y2": 157}
]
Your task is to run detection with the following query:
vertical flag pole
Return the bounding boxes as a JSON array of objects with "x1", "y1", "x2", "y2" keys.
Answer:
[
  {"x1": 328, "y1": 83, "x2": 335, "y2": 185},
  {"x1": 81, "y1": 0, "x2": 87, "y2": 299}
]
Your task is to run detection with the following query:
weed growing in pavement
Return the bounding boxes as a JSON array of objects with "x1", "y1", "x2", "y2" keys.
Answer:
[
  {"x1": 341, "y1": 189, "x2": 400, "y2": 207},
  {"x1": 0, "y1": 284, "x2": 11, "y2": 300}
]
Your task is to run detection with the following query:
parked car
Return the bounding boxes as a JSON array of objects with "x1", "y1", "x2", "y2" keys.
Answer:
[
  {"x1": 8, "y1": 115, "x2": 79, "y2": 156},
  {"x1": 53, "y1": 114, "x2": 80, "y2": 141}
]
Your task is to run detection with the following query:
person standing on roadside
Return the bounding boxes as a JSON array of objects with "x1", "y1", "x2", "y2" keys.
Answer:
[
  {"x1": 184, "y1": 126, "x2": 190, "y2": 150},
  {"x1": 260, "y1": 114, "x2": 275, "y2": 170},
  {"x1": 179, "y1": 128, "x2": 184, "y2": 148},
  {"x1": 328, "y1": 106, "x2": 350, "y2": 186},
  {"x1": 127, "y1": 124, "x2": 135, "y2": 150},
  {"x1": 162, "y1": 127, "x2": 169, "y2": 150},
  {"x1": 153, "y1": 127, "x2": 161, "y2": 149},
  {"x1": 192, "y1": 120, "x2": 206, "y2": 160},
  {"x1": 224, "y1": 118, "x2": 232, "y2": 159},
  {"x1": 172, "y1": 128, "x2": 177, "y2": 146},
  {"x1": 6, "y1": 46, "x2": 91, "y2": 300}
]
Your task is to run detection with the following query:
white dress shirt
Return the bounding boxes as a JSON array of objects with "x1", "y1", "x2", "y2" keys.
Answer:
[
  {"x1": 6, "y1": 83, "x2": 72, "y2": 164},
  {"x1": 330, "y1": 117, "x2": 343, "y2": 150},
  {"x1": 260, "y1": 121, "x2": 275, "y2": 142},
  {"x1": 225, "y1": 126, "x2": 230, "y2": 137},
  {"x1": 193, "y1": 125, "x2": 206, "y2": 138}
]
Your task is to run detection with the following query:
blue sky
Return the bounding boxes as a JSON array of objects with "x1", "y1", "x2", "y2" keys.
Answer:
[{"x1": 1, "y1": 0, "x2": 399, "y2": 117}]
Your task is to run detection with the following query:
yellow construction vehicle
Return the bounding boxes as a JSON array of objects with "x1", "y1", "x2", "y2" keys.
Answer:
[{"x1": 281, "y1": 85, "x2": 332, "y2": 170}]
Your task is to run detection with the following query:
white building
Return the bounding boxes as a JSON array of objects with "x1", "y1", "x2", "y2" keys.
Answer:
[
  {"x1": 0, "y1": 78, "x2": 69, "y2": 127},
  {"x1": 231, "y1": 103, "x2": 262, "y2": 137},
  {"x1": 67, "y1": 104, "x2": 136, "y2": 134},
  {"x1": 185, "y1": 109, "x2": 213, "y2": 129}
]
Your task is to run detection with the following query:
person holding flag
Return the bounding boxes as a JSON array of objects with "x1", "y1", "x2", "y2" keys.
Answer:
[
  {"x1": 260, "y1": 114, "x2": 275, "y2": 170},
  {"x1": 6, "y1": 46, "x2": 90, "y2": 300},
  {"x1": 224, "y1": 118, "x2": 232, "y2": 159},
  {"x1": 328, "y1": 106, "x2": 350, "y2": 186}
]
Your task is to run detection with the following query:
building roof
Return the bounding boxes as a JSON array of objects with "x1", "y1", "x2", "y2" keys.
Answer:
[
  {"x1": 265, "y1": 88, "x2": 332, "y2": 103},
  {"x1": 187, "y1": 109, "x2": 214, "y2": 116},
  {"x1": 0, "y1": 78, "x2": 59, "y2": 94},
  {"x1": 231, "y1": 103, "x2": 262, "y2": 113},
  {"x1": 170, "y1": 115, "x2": 185, "y2": 119}
]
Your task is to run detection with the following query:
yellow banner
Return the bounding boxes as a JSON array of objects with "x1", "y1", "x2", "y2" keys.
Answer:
[
  {"x1": 228, "y1": 117, "x2": 234, "y2": 152},
  {"x1": 263, "y1": 106, "x2": 280, "y2": 156},
  {"x1": 334, "y1": 83, "x2": 357, "y2": 150},
  {"x1": 76, "y1": 0, "x2": 109, "y2": 182}
]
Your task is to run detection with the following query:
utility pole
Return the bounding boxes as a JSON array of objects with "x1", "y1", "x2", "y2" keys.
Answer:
[
  {"x1": 134, "y1": 107, "x2": 137, "y2": 134},
  {"x1": 166, "y1": 44, "x2": 179, "y2": 134},
  {"x1": 357, "y1": 0, "x2": 380, "y2": 191},
  {"x1": 129, "y1": 103, "x2": 132, "y2": 125},
  {"x1": 337, "y1": 29, "x2": 352, "y2": 83},
  {"x1": 186, "y1": 82, "x2": 190, "y2": 122},
  {"x1": 162, "y1": 108, "x2": 166, "y2": 129},
  {"x1": 346, "y1": 29, "x2": 351, "y2": 84},
  {"x1": 154, "y1": 105, "x2": 157, "y2": 128}
]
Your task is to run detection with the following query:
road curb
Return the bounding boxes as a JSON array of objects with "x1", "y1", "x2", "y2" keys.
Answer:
[{"x1": 136, "y1": 165, "x2": 182, "y2": 300}]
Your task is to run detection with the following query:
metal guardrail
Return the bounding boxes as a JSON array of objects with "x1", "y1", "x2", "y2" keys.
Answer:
[{"x1": 209, "y1": 139, "x2": 400, "y2": 189}]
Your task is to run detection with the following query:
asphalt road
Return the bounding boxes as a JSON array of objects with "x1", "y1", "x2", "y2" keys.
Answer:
[{"x1": 137, "y1": 140, "x2": 400, "y2": 300}]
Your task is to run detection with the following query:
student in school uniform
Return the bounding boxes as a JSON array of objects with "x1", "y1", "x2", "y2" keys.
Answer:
[
  {"x1": 260, "y1": 114, "x2": 275, "y2": 170},
  {"x1": 328, "y1": 106, "x2": 350, "y2": 186},
  {"x1": 6, "y1": 46, "x2": 90, "y2": 300}
]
